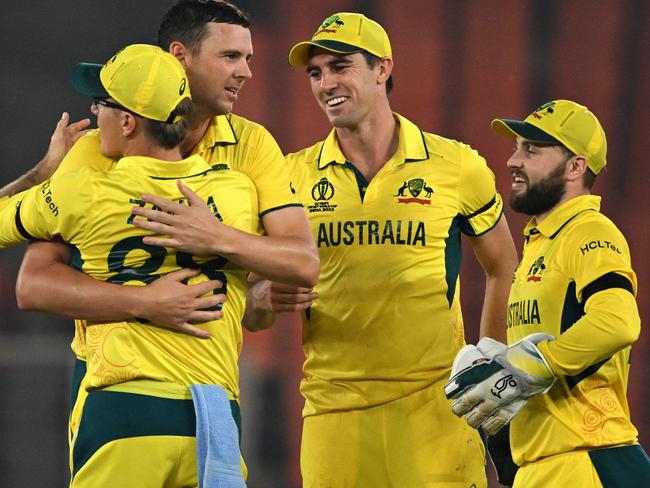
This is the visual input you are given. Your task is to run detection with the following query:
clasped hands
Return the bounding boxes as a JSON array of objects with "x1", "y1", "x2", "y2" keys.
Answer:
[{"x1": 444, "y1": 333, "x2": 556, "y2": 435}]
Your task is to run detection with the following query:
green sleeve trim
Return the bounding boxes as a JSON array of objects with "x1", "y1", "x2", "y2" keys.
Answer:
[{"x1": 259, "y1": 202, "x2": 304, "y2": 218}]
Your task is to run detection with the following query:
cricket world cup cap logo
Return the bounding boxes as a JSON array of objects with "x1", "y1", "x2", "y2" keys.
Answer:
[{"x1": 312, "y1": 177, "x2": 335, "y2": 201}]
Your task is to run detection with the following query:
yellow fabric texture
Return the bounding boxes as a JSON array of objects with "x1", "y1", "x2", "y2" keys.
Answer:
[
  {"x1": 507, "y1": 195, "x2": 640, "y2": 465},
  {"x1": 4, "y1": 154, "x2": 261, "y2": 399},
  {"x1": 513, "y1": 449, "x2": 604, "y2": 488},
  {"x1": 300, "y1": 380, "x2": 486, "y2": 488},
  {"x1": 51, "y1": 114, "x2": 297, "y2": 361},
  {"x1": 71, "y1": 436, "x2": 199, "y2": 488},
  {"x1": 286, "y1": 113, "x2": 503, "y2": 416}
]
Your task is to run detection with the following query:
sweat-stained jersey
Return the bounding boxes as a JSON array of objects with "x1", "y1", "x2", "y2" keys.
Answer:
[
  {"x1": 286, "y1": 113, "x2": 504, "y2": 416},
  {"x1": 0, "y1": 154, "x2": 261, "y2": 399},
  {"x1": 51, "y1": 113, "x2": 300, "y2": 361},
  {"x1": 507, "y1": 195, "x2": 640, "y2": 465}
]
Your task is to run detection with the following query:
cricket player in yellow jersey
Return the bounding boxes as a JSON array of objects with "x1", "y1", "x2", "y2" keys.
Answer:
[
  {"x1": 0, "y1": 44, "x2": 260, "y2": 487},
  {"x1": 10, "y1": 2, "x2": 318, "y2": 476},
  {"x1": 446, "y1": 100, "x2": 650, "y2": 487},
  {"x1": 238, "y1": 12, "x2": 519, "y2": 487}
]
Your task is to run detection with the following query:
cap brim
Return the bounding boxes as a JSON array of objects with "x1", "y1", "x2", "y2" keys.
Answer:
[
  {"x1": 71, "y1": 63, "x2": 109, "y2": 98},
  {"x1": 288, "y1": 40, "x2": 363, "y2": 66},
  {"x1": 491, "y1": 119, "x2": 561, "y2": 144}
]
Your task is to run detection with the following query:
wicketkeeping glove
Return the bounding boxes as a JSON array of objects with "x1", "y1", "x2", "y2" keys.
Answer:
[{"x1": 444, "y1": 333, "x2": 556, "y2": 435}]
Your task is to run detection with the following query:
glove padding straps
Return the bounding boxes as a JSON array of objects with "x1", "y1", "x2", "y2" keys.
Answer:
[{"x1": 444, "y1": 333, "x2": 556, "y2": 435}]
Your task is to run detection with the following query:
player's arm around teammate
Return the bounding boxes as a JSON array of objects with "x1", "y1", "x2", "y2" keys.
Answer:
[
  {"x1": 130, "y1": 179, "x2": 319, "y2": 288},
  {"x1": 15, "y1": 0, "x2": 318, "y2": 337},
  {"x1": 16, "y1": 241, "x2": 223, "y2": 338}
]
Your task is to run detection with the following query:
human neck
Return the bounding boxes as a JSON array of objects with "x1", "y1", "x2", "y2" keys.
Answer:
[
  {"x1": 178, "y1": 105, "x2": 217, "y2": 158},
  {"x1": 335, "y1": 104, "x2": 398, "y2": 182},
  {"x1": 122, "y1": 138, "x2": 183, "y2": 162}
]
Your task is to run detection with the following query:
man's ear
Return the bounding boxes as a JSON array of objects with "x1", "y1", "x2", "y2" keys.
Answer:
[
  {"x1": 121, "y1": 112, "x2": 138, "y2": 138},
  {"x1": 169, "y1": 41, "x2": 191, "y2": 69},
  {"x1": 377, "y1": 57, "x2": 393, "y2": 85},
  {"x1": 566, "y1": 155, "x2": 588, "y2": 182}
]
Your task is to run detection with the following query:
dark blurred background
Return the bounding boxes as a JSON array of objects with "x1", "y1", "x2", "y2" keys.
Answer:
[{"x1": 0, "y1": 1, "x2": 647, "y2": 487}]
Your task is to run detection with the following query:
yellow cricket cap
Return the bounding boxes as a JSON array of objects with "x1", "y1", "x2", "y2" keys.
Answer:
[
  {"x1": 288, "y1": 12, "x2": 392, "y2": 67},
  {"x1": 71, "y1": 44, "x2": 190, "y2": 123},
  {"x1": 491, "y1": 100, "x2": 607, "y2": 175}
]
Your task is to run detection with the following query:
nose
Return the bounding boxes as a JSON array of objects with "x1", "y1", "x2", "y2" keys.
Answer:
[
  {"x1": 507, "y1": 150, "x2": 523, "y2": 169},
  {"x1": 90, "y1": 102, "x2": 99, "y2": 116},
  {"x1": 319, "y1": 71, "x2": 337, "y2": 93},
  {"x1": 236, "y1": 60, "x2": 252, "y2": 80}
]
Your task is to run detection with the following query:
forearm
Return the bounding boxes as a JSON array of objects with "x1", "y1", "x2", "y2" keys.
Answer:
[
  {"x1": 470, "y1": 217, "x2": 518, "y2": 342},
  {"x1": 0, "y1": 166, "x2": 45, "y2": 199},
  {"x1": 538, "y1": 289, "x2": 640, "y2": 376},
  {"x1": 16, "y1": 260, "x2": 143, "y2": 320},
  {"x1": 211, "y1": 224, "x2": 319, "y2": 288},
  {"x1": 479, "y1": 273, "x2": 512, "y2": 342}
]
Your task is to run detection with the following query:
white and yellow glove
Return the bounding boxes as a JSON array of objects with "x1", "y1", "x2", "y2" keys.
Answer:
[{"x1": 444, "y1": 334, "x2": 556, "y2": 435}]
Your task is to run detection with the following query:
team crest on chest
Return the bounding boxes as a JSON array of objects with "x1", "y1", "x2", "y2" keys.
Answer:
[
  {"x1": 307, "y1": 177, "x2": 338, "y2": 213},
  {"x1": 394, "y1": 178, "x2": 433, "y2": 205},
  {"x1": 526, "y1": 256, "x2": 546, "y2": 282}
]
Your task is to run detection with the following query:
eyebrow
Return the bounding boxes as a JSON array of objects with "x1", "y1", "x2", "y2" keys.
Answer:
[{"x1": 306, "y1": 54, "x2": 354, "y2": 72}]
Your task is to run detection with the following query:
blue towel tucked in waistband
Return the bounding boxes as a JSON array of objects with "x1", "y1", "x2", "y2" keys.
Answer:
[{"x1": 189, "y1": 384, "x2": 246, "y2": 488}]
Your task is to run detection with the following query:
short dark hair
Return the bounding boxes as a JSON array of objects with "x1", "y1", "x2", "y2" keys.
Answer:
[
  {"x1": 157, "y1": 0, "x2": 250, "y2": 54},
  {"x1": 361, "y1": 51, "x2": 393, "y2": 94},
  {"x1": 142, "y1": 98, "x2": 194, "y2": 149}
]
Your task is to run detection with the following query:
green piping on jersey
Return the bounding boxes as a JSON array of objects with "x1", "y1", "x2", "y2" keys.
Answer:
[
  {"x1": 15, "y1": 201, "x2": 35, "y2": 240},
  {"x1": 259, "y1": 202, "x2": 304, "y2": 218},
  {"x1": 404, "y1": 129, "x2": 430, "y2": 162},
  {"x1": 458, "y1": 196, "x2": 503, "y2": 237},
  {"x1": 560, "y1": 281, "x2": 610, "y2": 389},
  {"x1": 343, "y1": 162, "x2": 369, "y2": 202},
  {"x1": 559, "y1": 281, "x2": 584, "y2": 335},
  {"x1": 588, "y1": 444, "x2": 650, "y2": 487},
  {"x1": 149, "y1": 164, "x2": 229, "y2": 181},
  {"x1": 70, "y1": 359, "x2": 87, "y2": 412},
  {"x1": 70, "y1": 245, "x2": 84, "y2": 271},
  {"x1": 444, "y1": 216, "x2": 462, "y2": 308},
  {"x1": 72, "y1": 389, "x2": 241, "y2": 478},
  {"x1": 224, "y1": 114, "x2": 239, "y2": 145}
]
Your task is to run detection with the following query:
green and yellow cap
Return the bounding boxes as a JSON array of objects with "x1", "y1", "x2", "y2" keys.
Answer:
[
  {"x1": 288, "y1": 12, "x2": 392, "y2": 67},
  {"x1": 71, "y1": 44, "x2": 190, "y2": 123},
  {"x1": 491, "y1": 100, "x2": 607, "y2": 175}
]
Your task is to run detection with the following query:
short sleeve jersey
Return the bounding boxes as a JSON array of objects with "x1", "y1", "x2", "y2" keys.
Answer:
[
  {"x1": 51, "y1": 114, "x2": 299, "y2": 360},
  {"x1": 0, "y1": 155, "x2": 261, "y2": 399},
  {"x1": 507, "y1": 195, "x2": 639, "y2": 464},
  {"x1": 286, "y1": 113, "x2": 503, "y2": 416}
]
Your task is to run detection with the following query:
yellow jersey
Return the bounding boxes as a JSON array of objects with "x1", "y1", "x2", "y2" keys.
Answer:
[
  {"x1": 0, "y1": 154, "x2": 261, "y2": 399},
  {"x1": 507, "y1": 195, "x2": 640, "y2": 464},
  {"x1": 286, "y1": 113, "x2": 504, "y2": 416},
  {"x1": 52, "y1": 113, "x2": 299, "y2": 361}
]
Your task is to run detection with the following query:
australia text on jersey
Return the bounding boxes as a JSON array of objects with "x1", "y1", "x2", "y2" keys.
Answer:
[{"x1": 317, "y1": 219, "x2": 426, "y2": 247}]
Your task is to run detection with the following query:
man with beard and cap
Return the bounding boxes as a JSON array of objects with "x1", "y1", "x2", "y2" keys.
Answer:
[{"x1": 446, "y1": 99, "x2": 650, "y2": 487}]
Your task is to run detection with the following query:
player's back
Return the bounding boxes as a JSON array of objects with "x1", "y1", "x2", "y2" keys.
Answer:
[{"x1": 16, "y1": 154, "x2": 260, "y2": 398}]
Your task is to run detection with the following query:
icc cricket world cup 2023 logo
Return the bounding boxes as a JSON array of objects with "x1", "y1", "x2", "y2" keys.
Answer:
[{"x1": 312, "y1": 177, "x2": 335, "y2": 201}]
